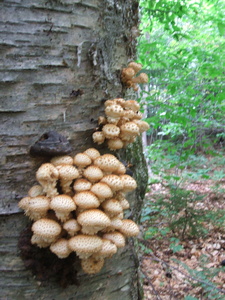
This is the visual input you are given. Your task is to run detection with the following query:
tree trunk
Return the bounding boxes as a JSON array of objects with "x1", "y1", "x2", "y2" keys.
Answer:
[{"x1": 0, "y1": 1, "x2": 148, "y2": 299}]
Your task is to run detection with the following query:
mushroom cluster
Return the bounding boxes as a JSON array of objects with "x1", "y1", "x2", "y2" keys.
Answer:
[
  {"x1": 121, "y1": 62, "x2": 148, "y2": 91},
  {"x1": 18, "y1": 149, "x2": 139, "y2": 274},
  {"x1": 92, "y1": 98, "x2": 150, "y2": 150}
]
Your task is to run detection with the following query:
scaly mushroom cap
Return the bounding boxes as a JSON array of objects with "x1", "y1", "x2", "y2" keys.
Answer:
[
  {"x1": 123, "y1": 100, "x2": 140, "y2": 112},
  {"x1": 74, "y1": 153, "x2": 92, "y2": 168},
  {"x1": 50, "y1": 155, "x2": 74, "y2": 166},
  {"x1": 102, "y1": 124, "x2": 120, "y2": 139},
  {"x1": 90, "y1": 182, "x2": 113, "y2": 201},
  {"x1": 63, "y1": 219, "x2": 81, "y2": 236},
  {"x1": 31, "y1": 218, "x2": 62, "y2": 243},
  {"x1": 120, "y1": 122, "x2": 140, "y2": 141},
  {"x1": 84, "y1": 148, "x2": 101, "y2": 161},
  {"x1": 102, "y1": 231, "x2": 126, "y2": 248},
  {"x1": 101, "y1": 199, "x2": 123, "y2": 216},
  {"x1": 132, "y1": 111, "x2": 143, "y2": 120},
  {"x1": 24, "y1": 196, "x2": 50, "y2": 221},
  {"x1": 68, "y1": 234, "x2": 103, "y2": 259},
  {"x1": 73, "y1": 191, "x2": 100, "y2": 209},
  {"x1": 92, "y1": 131, "x2": 105, "y2": 145},
  {"x1": 50, "y1": 238, "x2": 72, "y2": 259},
  {"x1": 28, "y1": 185, "x2": 44, "y2": 197},
  {"x1": 120, "y1": 175, "x2": 137, "y2": 193},
  {"x1": 119, "y1": 219, "x2": 140, "y2": 237},
  {"x1": 107, "y1": 138, "x2": 124, "y2": 151},
  {"x1": 50, "y1": 195, "x2": 76, "y2": 222},
  {"x1": 114, "y1": 98, "x2": 126, "y2": 106},
  {"x1": 128, "y1": 62, "x2": 142, "y2": 74},
  {"x1": 133, "y1": 120, "x2": 150, "y2": 133},
  {"x1": 57, "y1": 165, "x2": 80, "y2": 194},
  {"x1": 18, "y1": 197, "x2": 31, "y2": 210},
  {"x1": 114, "y1": 162, "x2": 126, "y2": 175},
  {"x1": 83, "y1": 165, "x2": 104, "y2": 183},
  {"x1": 36, "y1": 163, "x2": 59, "y2": 197},
  {"x1": 73, "y1": 178, "x2": 92, "y2": 192},
  {"x1": 77, "y1": 209, "x2": 111, "y2": 235},
  {"x1": 122, "y1": 67, "x2": 135, "y2": 80},
  {"x1": 93, "y1": 239, "x2": 117, "y2": 259},
  {"x1": 122, "y1": 109, "x2": 135, "y2": 120},
  {"x1": 94, "y1": 154, "x2": 120, "y2": 173},
  {"x1": 31, "y1": 234, "x2": 52, "y2": 248},
  {"x1": 132, "y1": 73, "x2": 148, "y2": 84},
  {"x1": 81, "y1": 256, "x2": 105, "y2": 274},
  {"x1": 101, "y1": 174, "x2": 124, "y2": 192},
  {"x1": 105, "y1": 104, "x2": 123, "y2": 119},
  {"x1": 104, "y1": 99, "x2": 115, "y2": 107}
]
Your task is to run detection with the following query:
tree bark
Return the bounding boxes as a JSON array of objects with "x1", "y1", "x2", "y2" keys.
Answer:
[{"x1": 0, "y1": 1, "x2": 148, "y2": 299}]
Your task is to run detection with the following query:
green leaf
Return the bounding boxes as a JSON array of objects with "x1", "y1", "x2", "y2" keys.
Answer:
[{"x1": 217, "y1": 22, "x2": 225, "y2": 36}]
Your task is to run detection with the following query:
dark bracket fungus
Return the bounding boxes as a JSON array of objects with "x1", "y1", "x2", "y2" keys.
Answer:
[{"x1": 30, "y1": 131, "x2": 72, "y2": 157}]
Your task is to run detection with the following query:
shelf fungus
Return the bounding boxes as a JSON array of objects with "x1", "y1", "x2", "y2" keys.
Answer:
[
  {"x1": 92, "y1": 98, "x2": 150, "y2": 150},
  {"x1": 121, "y1": 61, "x2": 148, "y2": 91},
  {"x1": 18, "y1": 149, "x2": 140, "y2": 275}
]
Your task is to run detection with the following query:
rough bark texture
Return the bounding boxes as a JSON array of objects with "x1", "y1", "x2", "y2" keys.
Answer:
[{"x1": 0, "y1": 1, "x2": 148, "y2": 299}]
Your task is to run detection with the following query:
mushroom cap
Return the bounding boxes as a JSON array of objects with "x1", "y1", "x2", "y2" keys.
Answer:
[
  {"x1": 105, "y1": 104, "x2": 123, "y2": 118},
  {"x1": 57, "y1": 165, "x2": 79, "y2": 181},
  {"x1": 102, "y1": 124, "x2": 120, "y2": 139},
  {"x1": 133, "y1": 120, "x2": 150, "y2": 133},
  {"x1": 92, "y1": 131, "x2": 105, "y2": 145},
  {"x1": 120, "y1": 175, "x2": 137, "y2": 193},
  {"x1": 63, "y1": 219, "x2": 81, "y2": 236},
  {"x1": 93, "y1": 238, "x2": 117, "y2": 259},
  {"x1": 119, "y1": 219, "x2": 140, "y2": 237},
  {"x1": 107, "y1": 138, "x2": 124, "y2": 151},
  {"x1": 31, "y1": 234, "x2": 52, "y2": 248},
  {"x1": 120, "y1": 122, "x2": 140, "y2": 139},
  {"x1": 18, "y1": 197, "x2": 31, "y2": 210},
  {"x1": 101, "y1": 199, "x2": 123, "y2": 216},
  {"x1": 73, "y1": 191, "x2": 100, "y2": 209},
  {"x1": 68, "y1": 234, "x2": 103, "y2": 256},
  {"x1": 81, "y1": 256, "x2": 105, "y2": 274},
  {"x1": 104, "y1": 99, "x2": 115, "y2": 107},
  {"x1": 31, "y1": 218, "x2": 62, "y2": 240},
  {"x1": 74, "y1": 153, "x2": 92, "y2": 168},
  {"x1": 123, "y1": 100, "x2": 140, "y2": 112},
  {"x1": 83, "y1": 148, "x2": 101, "y2": 161},
  {"x1": 101, "y1": 174, "x2": 124, "y2": 192},
  {"x1": 123, "y1": 109, "x2": 135, "y2": 120},
  {"x1": 122, "y1": 67, "x2": 135, "y2": 79},
  {"x1": 113, "y1": 162, "x2": 126, "y2": 175},
  {"x1": 114, "y1": 98, "x2": 126, "y2": 106},
  {"x1": 94, "y1": 154, "x2": 120, "y2": 173},
  {"x1": 132, "y1": 111, "x2": 143, "y2": 120},
  {"x1": 132, "y1": 73, "x2": 148, "y2": 84},
  {"x1": 102, "y1": 231, "x2": 126, "y2": 248},
  {"x1": 50, "y1": 195, "x2": 76, "y2": 214},
  {"x1": 50, "y1": 155, "x2": 74, "y2": 166},
  {"x1": 77, "y1": 209, "x2": 111, "y2": 231},
  {"x1": 90, "y1": 182, "x2": 113, "y2": 200},
  {"x1": 36, "y1": 163, "x2": 59, "y2": 182},
  {"x1": 50, "y1": 238, "x2": 72, "y2": 259},
  {"x1": 83, "y1": 165, "x2": 104, "y2": 183},
  {"x1": 25, "y1": 196, "x2": 50, "y2": 220},
  {"x1": 28, "y1": 185, "x2": 44, "y2": 197},
  {"x1": 128, "y1": 62, "x2": 142, "y2": 74},
  {"x1": 73, "y1": 178, "x2": 92, "y2": 192}
]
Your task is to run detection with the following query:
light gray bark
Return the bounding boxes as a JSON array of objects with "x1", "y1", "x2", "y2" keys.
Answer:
[{"x1": 0, "y1": 1, "x2": 147, "y2": 299}]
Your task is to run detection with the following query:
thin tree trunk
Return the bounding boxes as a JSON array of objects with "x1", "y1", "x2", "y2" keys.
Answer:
[{"x1": 0, "y1": 1, "x2": 148, "y2": 299}]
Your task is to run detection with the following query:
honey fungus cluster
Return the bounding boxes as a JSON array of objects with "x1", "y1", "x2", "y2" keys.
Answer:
[{"x1": 18, "y1": 149, "x2": 139, "y2": 274}]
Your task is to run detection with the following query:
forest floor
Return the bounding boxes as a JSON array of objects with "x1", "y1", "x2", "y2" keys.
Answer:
[{"x1": 140, "y1": 179, "x2": 225, "y2": 300}]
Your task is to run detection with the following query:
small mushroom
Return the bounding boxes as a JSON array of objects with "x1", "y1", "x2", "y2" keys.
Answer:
[
  {"x1": 81, "y1": 256, "x2": 105, "y2": 274},
  {"x1": 57, "y1": 165, "x2": 79, "y2": 194},
  {"x1": 120, "y1": 175, "x2": 137, "y2": 193},
  {"x1": 63, "y1": 219, "x2": 81, "y2": 236},
  {"x1": 92, "y1": 131, "x2": 105, "y2": 145},
  {"x1": 23, "y1": 196, "x2": 50, "y2": 221},
  {"x1": 102, "y1": 231, "x2": 126, "y2": 248},
  {"x1": 90, "y1": 182, "x2": 113, "y2": 202},
  {"x1": 93, "y1": 239, "x2": 117, "y2": 259},
  {"x1": 94, "y1": 154, "x2": 120, "y2": 173},
  {"x1": 83, "y1": 165, "x2": 104, "y2": 183},
  {"x1": 119, "y1": 219, "x2": 140, "y2": 237},
  {"x1": 31, "y1": 218, "x2": 62, "y2": 244},
  {"x1": 127, "y1": 62, "x2": 142, "y2": 74},
  {"x1": 132, "y1": 73, "x2": 148, "y2": 84},
  {"x1": 74, "y1": 153, "x2": 92, "y2": 169},
  {"x1": 50, "y1": 238, "x2": 72, "y2": 259},
  {"x1": 101, "y1": 174, "x2": 124, "y2": 192},
  {"x1": 50, "y1": 195, "x2": 76, "y2": 222},
  {"x1": 77, "y1": 209, "x2": 111, "y2": 235},
  {"x1": 101, "y1": 199, "x2": 123, "y2": 217},
  {"x1": 107, "y1": 138, "x2": 124, "y2": 151},
  {"x1": 102, "y1": 124, "x2": 120, "y2": 139},
  {"x1": 31, "y1": 234, "x2": 52, "y2": 248},
  {"x1": 73, "y1": 178, "x2": 92, "y2": 192},
  {"x1": 28, "y1": 185, "x2": 44, "y2": 197},
  {"x1": 120, "y1": 122, "x2": 140, "y2": 141},
  {"x1": 73, "y1": 191, "x2": 100, "y2": 209},
  {"x1": 83, "y1": 148, "x2": 101, "y2": 161},
  {"x1": 68, "y1": 234, "x2": 103, "y2": 259},
  {"x1": 50, "y1": 155, "x2": 74, "y2": 166},
  {"x1": 36, "y1": 163, "x2": 59, "y2": 197}
]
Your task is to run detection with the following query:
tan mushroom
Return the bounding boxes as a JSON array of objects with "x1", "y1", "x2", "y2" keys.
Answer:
[
  {"x1": 102, "y1": 124, "x2": 120, "y2": 139},
  {"x1": 81, "y1": 256, "x2": 105, "y2": 274},
  {"x1": 105, "y1": 104, "x2": 124, "y2": 124},
  {"x1": 94, "y1": 154, "x2": 120, "y2": 173},
  {"x1": 31, "y1": 234, "x2": 52, "y2": 248},
  {"x1": 36, "y1": 163, "x2": 59, "y2": 197},
  {"x1": 73, "y1": 178, "x2": 92, "y2": 192},
  {"x1": 107, "y1": 138, "x2": 124, "y2": 151},
  {"x1": 83, "y1": 165, "x2": 104, "y2": 183},
  {"x1": 83, "y1": 148, "x2": 101, "y2": 161},
  {"x1": 120, "y1": 175, "x2": 137, "y2": 193},
  {"x1": 23, "y1": 196, "x2": 50, "y2": 221},
  {"x1": 74, "y1": 153, "x2": 92, "y2": 169},
  {"x1": 50, "y1": 238, "x2": 72, "y2": 259},
  {"x1": 132, "y1": 73, "x2": 148, "y2": 84},
  {"x1": 101, "y1": 199, "x2": 123, "y2": 217},
  {"x1": 92, "y1": 131, "x2": 105, "y2": 145},
  {"x1": 133, "y1": 119, "x2": 150, "y2": 133},
  {"x1": 127, "y1": 62, "x2": 142, "y2": 74},
  {"x1": 93, "y1": 238, "x2": 117, "y2": 259},
  {"x1": 123, "y1": 100, "x2": 140, "y2": 112},
  {"x1": 119, "y1": 219, "x2": 140, "y2": 237},
  {"x1": 50, "y1": 195, "x2": 76, "y2": 222},
  {"x1": 63, "y1": 219, "x2": 81, "y2": 236},
  {"x1": 90, "y1": 182, "x2": 113, "y2": 202},
  {"x1": 102, "y1": 231, "x2": 126, "y2": 248},
  {"x1": 50, "y1": 155, "x2": 74, "y2": 166},
  {"x1": 28, "y1": 185, "x2": 44, "y2": 197},
  {"x1": 114, "y1": 162, "x2": 126, "y2": 175},
  {"x1": 57, "y1": 165, "x2": 79, "y2": 194},
  {"x1": 100, "y1": 174, "x2": 124, "y2": 192},
  {"x1": 120, "y1": 122, "x2": 140, "y2": 141},
  {"x1": 77, "y1": 209, "x2": 111, "y2": 235},
  {"x1": 31, "y1": 218, "x2": 62, "y2": 244},
  {"x1": 18, "y1": 197, "x2": 31, "y2": 211},
  {"x1": 73, "y1": 191, "x2": 100, "y2": 209},
  {"x1": 68, "y1": 234, "x2": 103, "y2": 259}
]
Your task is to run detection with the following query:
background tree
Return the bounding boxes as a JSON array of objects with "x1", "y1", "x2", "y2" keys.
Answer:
[{"x1": 0, "y1": 1, "x2": 148, "y2": 299}]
